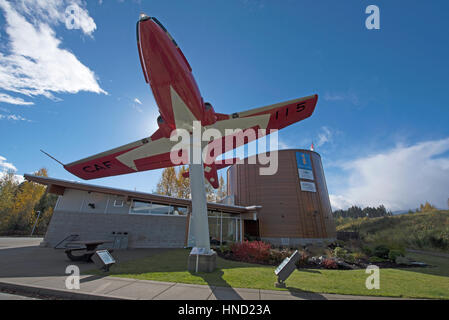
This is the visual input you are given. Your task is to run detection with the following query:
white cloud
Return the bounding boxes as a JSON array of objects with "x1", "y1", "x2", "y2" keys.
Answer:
[
  {"x1": 329, "y1": 195, "x2": 354, "y2": 211},
  {"x1": 0, "y1": 155, "x2": 24, "y2": 183},
  {"x1": 15, "y1": 0, "x2": 96, "y2": 36},
  {"x1": 0, "y1": 93, "x2": 33, "y2": 105},
  {"x1": 329, "y1": 137, "x2": 449, "y2": 211},
  {"x1": 324, "y1": 91, "x2": 359, "y2": 106},
  {"x1": 0, "y1": 155, "x2": 17, "y2": 171},
  {"x1": 0, "y1": 0, "x2": 105, "y2": 105},
  {"x1": 316, "y1": 126, "x2": 332, "y2": 147},
  {"x1": 131, "y1": 97, "x2": 144, "y2": 113},
  {"x1": 0, "y1": 113, "x2": 30, "y2": 121}
]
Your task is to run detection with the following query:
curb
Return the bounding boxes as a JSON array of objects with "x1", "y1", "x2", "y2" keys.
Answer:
[{"x1": 0, "y1": 281, "x2": 126, "y2": 300}]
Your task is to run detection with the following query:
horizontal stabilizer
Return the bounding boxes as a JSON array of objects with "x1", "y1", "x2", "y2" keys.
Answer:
[{"x1": 181, "y1": 158, "x2": 240, "y2": 189}]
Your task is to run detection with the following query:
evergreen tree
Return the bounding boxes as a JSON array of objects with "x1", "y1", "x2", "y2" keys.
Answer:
[{"x1": 333, "y1": 204, "x2": 392, "y2": 219}]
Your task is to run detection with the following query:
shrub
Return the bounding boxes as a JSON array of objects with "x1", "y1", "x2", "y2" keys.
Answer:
[
  {"x1": 219, "y1": 244, "x2": 231, "y2": 254},
  {"x1": 427, "y1": 235, "x2": 448, "y2": 250},
  {"x1": 295, "y1": 251, "x2": 309, "y2": 268},
  {"x1": 395, "y1": 256, "x2": 411, "y2": 265},
  {"x1": 373, "y1": 245, "x2": 390, "y2": 259},
  {"x1": 305, "y1": 245, "x2": 328, "y2": 257},
  {"x1": 353, "y1": 251, "x2": 367, "y2": 261},
  {"x1": 369, "y1": 256, "x2": 387, "y2": 263},
  {"x1": 388, "y1": 249, "x2": 404, "y2": 262},
  {"x1": 269, "y1": 249, "x2": 292, "y2": 264},
  {"x1": 230, "y1": 241, "x2": 271, "y2": 264},
  {"x1": 361, "y1": 245, "x2": 372, "y2": 256},
  {"x1": 344, "y1": 253, "x2": 357, "y2": 264},
  {"x1": 333, "y1": 247, "x2": 348, "y2": 259},
  {"x1": 321, "y1": 258, "x2": 338, "y2": 269}
]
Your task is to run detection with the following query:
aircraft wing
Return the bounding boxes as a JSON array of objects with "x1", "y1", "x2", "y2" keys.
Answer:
[
  {"x1": 64, "y1": 131, "x2": 187, "y2": 180},
  {"x1": 63, "y1": 95, "x2": 317, "y2": 184},
  {"x1": 206, "y1": 94, "x2": 318, "y2": 157},
  {"x1": 232, "y1": 94, "x2": 318, "y2": 130}
]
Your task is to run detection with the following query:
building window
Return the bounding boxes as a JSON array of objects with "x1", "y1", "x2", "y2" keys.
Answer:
[
  {"x1": 208, "y1": 210, "x2": 220, "y2": 217},
  {"x1": 130, "y1": 200, "x2": 187, "y2": 216},
  {"x1": 209, "y1": 215, "x2": 220, "y2": 245},
  {"x1": 113, "y1": 199, "x2": 124, "y2": 207},
  {"x1": 188, "y1": 211, "x2": 242, "y2": 247},
  {"x1": 172, "y1": 206, "x2": 188, "y2": 216},
  {"x1": 131, "y1": 200, "x2": 152, "y2": 214},
  {"x1": 151, "y1": 202, "x2": 173, "y2": 215},
  {"x1": 222, "y1": 217, "x2": 237, "y2": 243}
]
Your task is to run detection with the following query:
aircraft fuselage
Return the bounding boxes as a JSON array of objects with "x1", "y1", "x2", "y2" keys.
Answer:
[{"x1": 137, "y1": 16, "x2": 206, "y2": 133}]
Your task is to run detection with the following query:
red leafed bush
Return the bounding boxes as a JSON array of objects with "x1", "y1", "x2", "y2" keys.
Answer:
[
  {"x1": 230, "y1": 241, "x2": 272, "y2": 263},
  {"x1": 321, "y1": 258, "x2": 338, "y2": 269}
]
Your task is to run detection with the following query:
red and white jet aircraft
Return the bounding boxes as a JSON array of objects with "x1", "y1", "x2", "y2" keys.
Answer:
[{"x1": 63, "y1": 15, "x2": 318, "y2": 188}]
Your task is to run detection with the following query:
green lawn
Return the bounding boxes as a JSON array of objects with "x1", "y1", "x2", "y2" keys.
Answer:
[{"x1": 88, "y1": 249, "x2": 449, "y2": 299}]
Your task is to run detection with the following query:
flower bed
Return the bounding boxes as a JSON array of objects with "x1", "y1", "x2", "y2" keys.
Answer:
[{"x1": 214, "y1": 240, "x2": 430, "y2": 270}]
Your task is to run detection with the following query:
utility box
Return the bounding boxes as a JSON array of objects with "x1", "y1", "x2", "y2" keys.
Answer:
[{"x1": 108, "y1": 231, "x2": 129, "y2": 249}]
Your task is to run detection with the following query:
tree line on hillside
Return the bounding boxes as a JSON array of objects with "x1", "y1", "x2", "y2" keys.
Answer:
[
  {"x1": 155, "y1": 166, "x2": 227, "y2": 202},
  {"x1": 333, "y1": 205, "x2": 392, "y2": 219},
  {"x1": 0, "y1": 168, "x2": 57, "y2": 236},
  {"x1": 414, "y1": 201, "x2": 438, "y2": 213}
]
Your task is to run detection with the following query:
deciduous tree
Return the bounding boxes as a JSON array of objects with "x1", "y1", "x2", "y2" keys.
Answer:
[
  {"x1": 155, "y1": 167, "x2": 177, "y2": 197},
  {"x1": 3, "y1": 168, "x2": 48, "y2": 234}
]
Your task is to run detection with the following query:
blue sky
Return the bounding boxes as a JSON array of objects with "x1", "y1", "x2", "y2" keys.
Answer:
[{"x1": 1, "y1": 0, "x2": 449, "y2": 211}]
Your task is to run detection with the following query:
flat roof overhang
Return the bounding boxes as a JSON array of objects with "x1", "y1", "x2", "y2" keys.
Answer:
[{"x1": 24, "y1": 174, "x2": 260, "y2": 219}]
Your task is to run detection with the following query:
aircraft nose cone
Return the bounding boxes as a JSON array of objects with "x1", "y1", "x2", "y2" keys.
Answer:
[{"x1": 139, "y1": 13, "x2": 150, "y2": 21}]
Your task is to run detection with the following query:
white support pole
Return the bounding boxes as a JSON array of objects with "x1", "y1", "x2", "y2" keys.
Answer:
[{"x1": 189, "y1": 134, "x2": 211, "y2": 253}]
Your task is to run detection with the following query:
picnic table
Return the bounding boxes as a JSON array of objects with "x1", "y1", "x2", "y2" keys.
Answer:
[{"x1": 64, "y1": 240, "x2": 113, "y2": 262}]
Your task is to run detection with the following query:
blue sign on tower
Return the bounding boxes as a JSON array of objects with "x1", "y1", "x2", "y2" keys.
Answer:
[{"x1": 296, "y1": 152, "x2": 312, "y2": 170}]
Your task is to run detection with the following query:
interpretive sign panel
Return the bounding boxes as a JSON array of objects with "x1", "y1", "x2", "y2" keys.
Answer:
[
  {"x1": 275, "y1": 250, "x2": 300, "y2": 283},
  {"x1": 298, "y1": 168, "x2": 314, "y2": 180},
  {"x1": 92, "y1": 249, "x2": 116, "y2": 271},
  {"x1": 300, "y1": 181, "x2": 317, "y2": 193},
  {"x1": 97, "y1": 250, "x2": 115, "y2": 265}
]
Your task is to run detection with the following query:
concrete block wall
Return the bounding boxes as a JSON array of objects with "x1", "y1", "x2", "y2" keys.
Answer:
[{"x1": 44, "y1": 210, "x2": 188, "y2": 248}]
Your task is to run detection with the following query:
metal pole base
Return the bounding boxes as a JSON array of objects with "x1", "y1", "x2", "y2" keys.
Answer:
[
  {"x1": 274, "y1": 280, "x2": 286, "y2": 288},
  {"x1": 187, "y1": 249, "x2": 217, "y2": 273}
]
